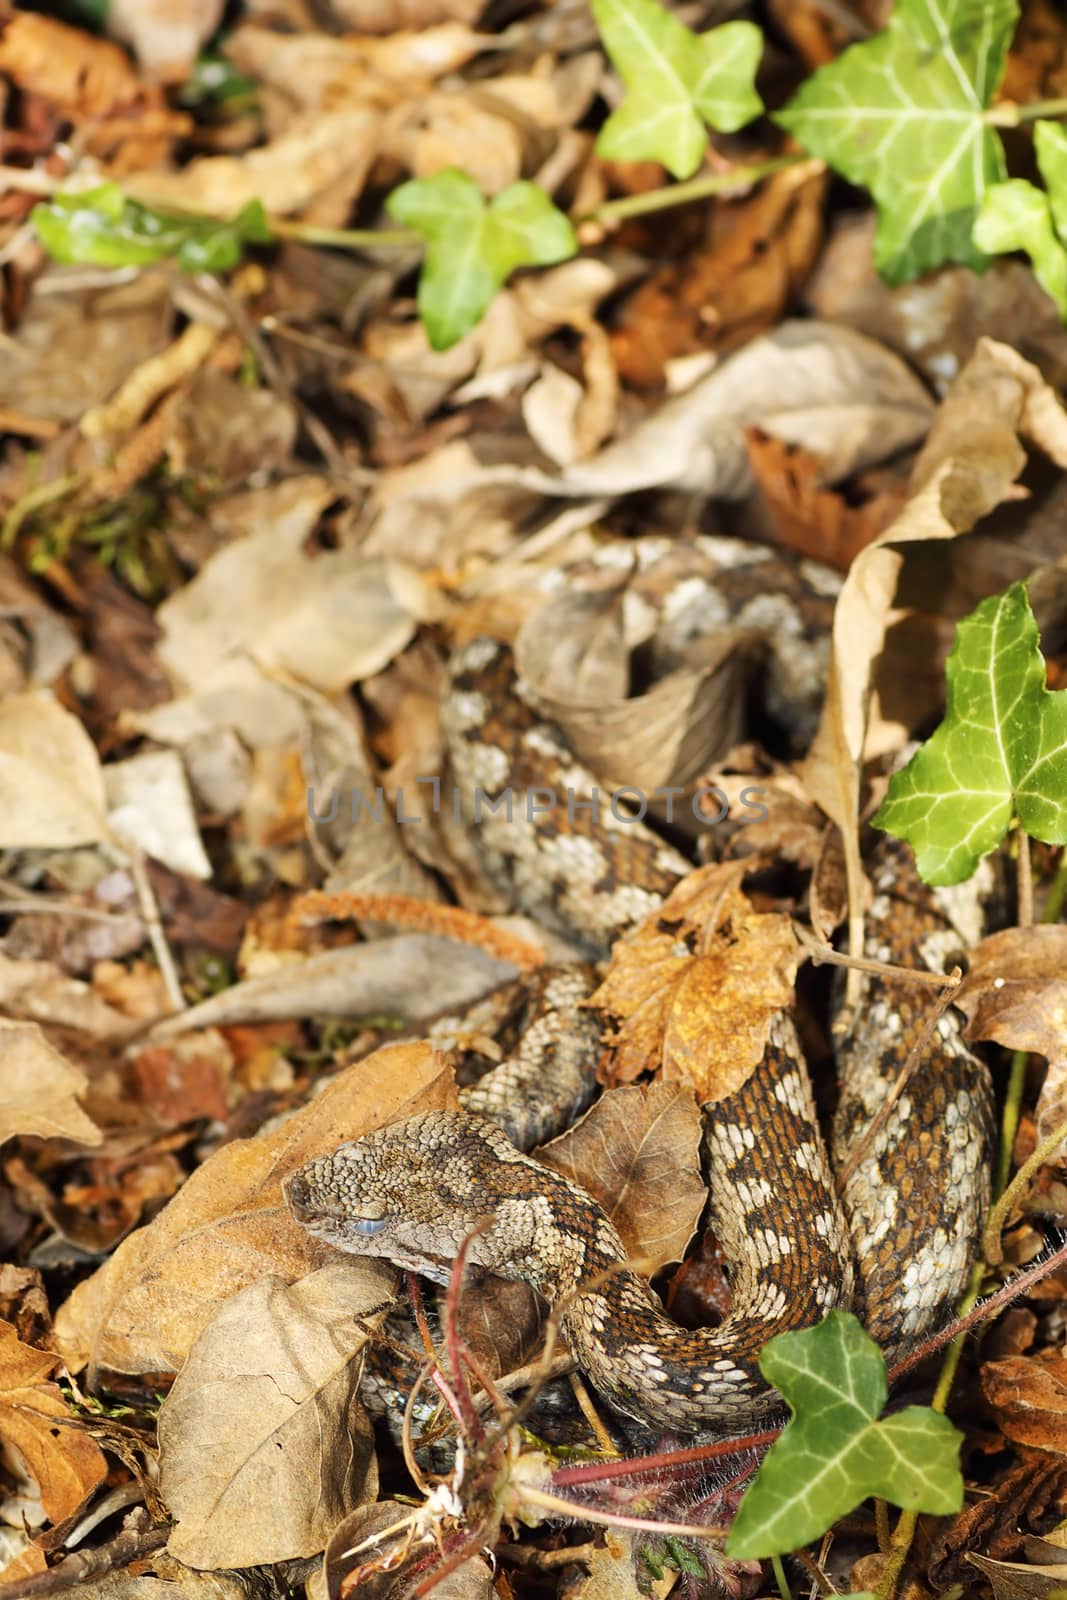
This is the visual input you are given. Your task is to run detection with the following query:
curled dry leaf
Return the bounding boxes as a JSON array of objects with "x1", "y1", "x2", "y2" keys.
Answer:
[
  {"x1": 107, "y1": 0, "x2": 225, "y2": 79},
  {"x1": 312, "y1": 1499, "x2": 494, "y2": 1600},
  {"x1": 146, "y1": 935, "x2": 521, "y2": 1039},
  {"x1": 801, "y1": 337, "x2": 1067, "y2": 966},
  {"x1": 514, "y1": 587, "x2": 746, "y2": 790},
  {"x1": 538, "y1": 1082, "x2": 705, "y2": 1271},
  {"x1": 982, "y1": 1353, "x2": 1067, "y2": 1456},
  {"x1": 541, "y1": 320, "x2": 933, "y2": 501},
  {"x1": 957, "y1": 926, "x2": 1067, "y2": 1153},
  {"x1": 52, "y1": 1041, "x2": 457, "y2": 1375},
  {"x1": 0, "y1": 693, "x2": 108, "y2": 849},
  {"x1": 160, "y1": 1261, "x2": 393, "y2": 1569},
  {"x1": 0, "y1": 1321, "x2": 107, "y2": 1524},
  {"x1": 0, "y1": 1022, "x2": 102, "y2": 1146}
]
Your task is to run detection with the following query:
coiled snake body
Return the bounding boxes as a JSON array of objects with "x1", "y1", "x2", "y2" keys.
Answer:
[{"x1": 287, "y1": 641, "x2": 995, "y2": 1434}]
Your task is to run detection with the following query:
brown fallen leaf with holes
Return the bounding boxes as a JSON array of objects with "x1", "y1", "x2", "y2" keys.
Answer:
[
  {"x1": 957, "y1": 926, "x2": 1067, "y2": 1153},
  {"x1": 593, "y1": 862, "x2": 801, "y2": 1101},
  {"x1": 0, "y1": 1321, "x2": 107, "y2": 1524},
  {"x1": 52, "y1": 1041, "x2": 457, "y2": 1376},
  {"x1": 929, "y1": 1453, "x2": 1067, "y2": 1590},
  {"x1": 538, "y1": 1081, "x2": 705, "y2": 1272},
  {"x1": 744, "y1": 426, "x2": 904, "y2": 570}
]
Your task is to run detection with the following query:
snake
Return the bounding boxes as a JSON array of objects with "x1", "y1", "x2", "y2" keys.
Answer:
[{"x1": 285, "y1": 637, "x2": 996, "y2": 1435}]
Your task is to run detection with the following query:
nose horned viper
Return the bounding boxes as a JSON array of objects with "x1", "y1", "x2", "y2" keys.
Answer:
[{"x1": 286, "y1": 639, "x2": 994, "y2": 1434}]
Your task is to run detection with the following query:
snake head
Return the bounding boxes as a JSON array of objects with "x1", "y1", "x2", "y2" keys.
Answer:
[{"x1": 284, "y1": 1109, "x2": 558, "y2": 1288}]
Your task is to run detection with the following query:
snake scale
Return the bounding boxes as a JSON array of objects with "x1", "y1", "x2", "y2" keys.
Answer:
[{"x1": 286, "y1": 638, "x2": 996, "y2": 1435}]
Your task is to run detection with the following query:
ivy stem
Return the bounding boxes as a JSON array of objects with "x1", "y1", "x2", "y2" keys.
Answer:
[
  {"x1": 1016, "y1": 826, "x2": 1033, "y2": 927},
  {"x1": 988, "y1": 96, "x2": 1067, "y2": 126},
  {"x1": 268, "y1": 218, "x2": 420, "y2": 250},
  {"x1": 579, "y1": 153, "x2": 812, "y2": 226},
  {"x1": 772, "y1": 1554, "x2": 794, "y2": 1600}
]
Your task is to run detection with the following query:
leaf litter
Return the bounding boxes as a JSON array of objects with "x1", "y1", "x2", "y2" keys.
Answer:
[{"x1": 4, "y1": 2, "x2": 1067, "y2": 1597}]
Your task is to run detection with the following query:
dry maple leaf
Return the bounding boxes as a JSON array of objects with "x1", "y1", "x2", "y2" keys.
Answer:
[{"x1": 593, "y1": 860, "x2": 802, "y2": 1100}]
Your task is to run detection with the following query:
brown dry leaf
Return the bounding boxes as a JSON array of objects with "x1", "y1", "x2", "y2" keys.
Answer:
[
  {"x1": 538, "y1": 1082, "x2": 705, "y2": 1271},
  {"x1": 929, "y1": 1454, "x2": 1067, "y2": 1590},
  {"x1": 148, "y1": 935, "x2": 521, "y2": 1039},
  {"x1": 662, "y1": 914, "x2": 801, "y2": 1103},
  {"x1": 968, "y1": 1552, "x2": 1067, "y2": 1600},
  {"x1": 127, "y1": 106, "x2": 382, "y2": 220},
  {"x1": 292, "y1": 891, "x2": 545, "y2": 973},
  {"x1": 0, "y1": 956, "x2": 136, "y2": 1039},
  {"x1": 0, "y1": 693, "x2": 108, "y2": 849},
  {"x1": 611, "y1": 161, "x2": 828, "y2": 388},
  {"x1": 52, "y1": 1041, "x2": 457, "y2": 1374},
  {"x1": 316, "y1": 1502, "x2": 493, "y2": 1600},
  {"x1": 539, "y1": 320, "x2": 933, "y2": 501},
  {"x1": 955, "y1": 927, "x2": 1067, "y2": 1152},
  {"x1": 0, "y1": 1321, "x2": 107, "y2": 1523},
  {"x1": 800, "y1": 338, "x2": 1067, "y2": 966},
  {"x1": 593, "y1": 862, "x2": 749, "y2": 1083},
  {"x1": 982, "y1": 1353, "x2": 1067, "y2": 1454},
  {"x1": 160, "y1": 1261, "x2": 392, "y2": 1568},
  {"x1": 0, "y1": 13, "x2": 142, "y2": 117},
  {"x1": 155, "y1": 484, "x2": 427, "y2": 698},
  {"x1": 514, "y1": 587, "x2": 746, "y2": 790},
  {"x1": 745, "y1": 427, "x2": 905, "y2": 569},
  {"x1": 0, "y1": 1022, "x2": 102, "y2": 1146}
]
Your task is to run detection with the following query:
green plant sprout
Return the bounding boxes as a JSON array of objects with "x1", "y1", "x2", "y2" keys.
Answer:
[
  {"x1": 873, "y1": 583, "x2": 1067, "y2": 885},
  {"x1": 30, "y1": 0, "x2": 1067, "y2": 349}
]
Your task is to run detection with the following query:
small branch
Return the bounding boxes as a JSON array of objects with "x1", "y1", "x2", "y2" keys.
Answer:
[
  {"x1": 0, "y1": 1514, "x2": 168, "y2": 1599},
  {"x1": 124, "y1": 848, "x2": 184, "y2": 1013},
  {"x1": 796, "y1": 927, "x2": 962, "y2": 989}
]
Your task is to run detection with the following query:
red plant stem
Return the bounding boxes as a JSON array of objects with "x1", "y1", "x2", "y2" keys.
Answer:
[
  {"x1": 551, "y1": 1428, "x2": 780, "y2": 1488},
  {"x1": 441, "y1": 1226, "x2": 490, "y2": 1444}
]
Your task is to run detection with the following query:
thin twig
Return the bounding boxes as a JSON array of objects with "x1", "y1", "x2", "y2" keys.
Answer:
[
  {"x1": 124, "y1": 848, "x2": 184, "y2": 1013},
  {"x1": 0, "y1": 1514, "x2": 168, "y2": 1598},
  {"x1": 796, "y1": 926, "x2": 962, "y2": 989}
]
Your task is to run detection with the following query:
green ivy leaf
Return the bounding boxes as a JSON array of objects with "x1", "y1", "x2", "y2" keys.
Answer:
[
  {"x1": 31, "y1": 185, "x2": 272, "y2": 274},
  {"x1": 591, "y1": 0, "x2": 762, "y2": 178},
  {"x1": 386, "y1": 169, "x2": 577, "y2": 350},
  {"x1": 776, "y1": 0, "x2": 1017, "y2": 283},
  {"x1": 873, "y1": 583, "x2": 1067, "y2": 884},
  {"x1": 975, "y1": 122, "x2": 1067, "y2": 319},
  {"x1": 973, "y1": 179, "x2": 1067, "y2": 317},
  {"x1": 727, "y1": 1312, "x2": 962, "y2": 1560}
]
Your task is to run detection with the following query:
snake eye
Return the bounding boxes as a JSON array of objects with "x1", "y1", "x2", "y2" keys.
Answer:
[
  {"x1": 352, "y1": 1200, "x2": 388, "y2": 1236},
  {"x1": 354, "y1": 1216, "x2": 388, "y2": 1236}
]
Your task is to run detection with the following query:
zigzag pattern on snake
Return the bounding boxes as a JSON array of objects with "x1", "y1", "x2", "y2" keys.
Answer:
[{"x1": 286, "y1": 638, "x2": 995, "y2": 1434}]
